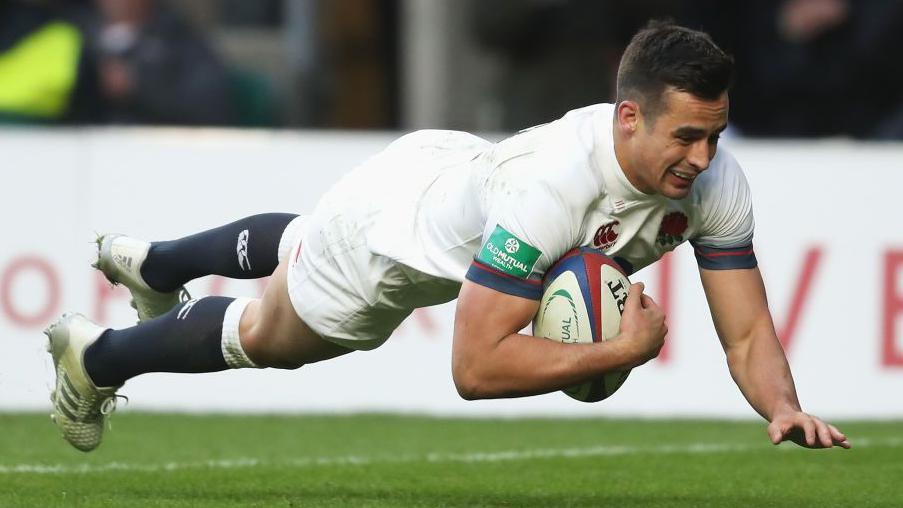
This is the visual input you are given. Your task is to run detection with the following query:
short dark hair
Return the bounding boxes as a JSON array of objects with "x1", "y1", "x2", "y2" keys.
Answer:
[{"x1": 616, "y1": 20, "x2": 734, "y2": 119}]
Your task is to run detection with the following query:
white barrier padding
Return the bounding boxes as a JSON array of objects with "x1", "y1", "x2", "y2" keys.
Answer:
[{"x1": 2, "y1": 129, "x2": 901, "y2": 418}]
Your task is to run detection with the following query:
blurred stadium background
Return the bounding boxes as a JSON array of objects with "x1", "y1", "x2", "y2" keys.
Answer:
[{"x1": 1, "y1": 0, "x2": 902, "y2": 506}]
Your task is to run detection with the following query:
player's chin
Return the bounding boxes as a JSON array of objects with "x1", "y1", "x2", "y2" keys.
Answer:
[{"x1": 659, "y1": 182, "x2": 693, "y2": 200}]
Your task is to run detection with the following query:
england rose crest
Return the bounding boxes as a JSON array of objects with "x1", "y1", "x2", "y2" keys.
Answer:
[{"x1": 656, "y1": 212, "x2": 688, "y2": 248}]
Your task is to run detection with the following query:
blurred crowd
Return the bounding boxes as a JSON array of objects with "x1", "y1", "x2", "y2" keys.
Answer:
[
  {"x1": 2, "y1": 0, "x2": 903, "y2": 139},
  {"x1": 0, "y1": 0, "x2": 236, "y2": 126},
  {"x1": 476, "y1": 0, "x2": 903, "y2": 139}
]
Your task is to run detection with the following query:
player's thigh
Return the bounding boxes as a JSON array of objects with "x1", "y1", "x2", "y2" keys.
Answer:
[{"x1": 240, "y1": 257, "x2": 351, "y2": 368}]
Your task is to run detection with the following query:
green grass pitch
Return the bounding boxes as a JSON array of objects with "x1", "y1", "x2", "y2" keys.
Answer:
[{"x1": 0, "y1": 413, "x2": 900, "y2": 507}]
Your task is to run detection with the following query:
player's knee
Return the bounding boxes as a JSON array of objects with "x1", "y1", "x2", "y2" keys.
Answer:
[
  {"x1": 239, "y1": 305, "x2": 304, "y2": 370},
  {"x1": 242, "y1": 326, "x2": 305, "y2": 370}
]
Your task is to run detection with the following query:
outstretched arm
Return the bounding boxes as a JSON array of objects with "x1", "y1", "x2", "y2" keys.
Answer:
[
  {"x1": 699, "y1": 266, "x2": 850, "y2": 449},
  {"x1": 451, "y1": 280, "x2": 666, "y2": 400}
]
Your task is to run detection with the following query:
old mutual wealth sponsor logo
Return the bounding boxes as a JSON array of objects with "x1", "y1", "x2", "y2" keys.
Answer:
[{"x1": 477, "y1": 225, "x2": 542, "y2": 279}]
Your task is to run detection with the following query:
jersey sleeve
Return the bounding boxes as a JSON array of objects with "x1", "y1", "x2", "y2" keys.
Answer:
[
  {"x1": 465, "y1": 138, "x2": 597, "y2": 299},
  {"x1": 690, "y1": 150, "x2": 757, "y2": 270},
  {"x1": 465, "y1": 179, "x2": 581, "y2": 299}
]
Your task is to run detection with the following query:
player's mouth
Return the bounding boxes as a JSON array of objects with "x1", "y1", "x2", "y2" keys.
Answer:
[
  {"x1": 663, "y1": 167, "x2": 697, "y2": 194},
  {"x1": 668, "y1": 168, "x2": 696, "y2": 182}
]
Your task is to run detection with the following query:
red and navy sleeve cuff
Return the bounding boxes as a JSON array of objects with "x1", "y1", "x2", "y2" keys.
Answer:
[
  {"x1": 465, "y1": 260, "x2": 542, "y2": 300},
  {"x1": 691, "y1": 242, "x2": 758, "y2": 270}
]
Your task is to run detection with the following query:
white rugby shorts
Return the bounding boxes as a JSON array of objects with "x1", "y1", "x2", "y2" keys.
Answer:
[{"x1": 279, "y1": 146, "x2": 460, "y2": 350}]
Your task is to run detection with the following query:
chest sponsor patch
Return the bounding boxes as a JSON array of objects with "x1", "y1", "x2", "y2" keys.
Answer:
[{"x1": 477, "y1": 225, "x2": 542, "y2": 279}]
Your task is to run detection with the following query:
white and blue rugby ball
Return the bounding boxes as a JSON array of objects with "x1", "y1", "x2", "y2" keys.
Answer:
[{"x1": 532, "y1": 247, "x2": 632, "y2": 402}]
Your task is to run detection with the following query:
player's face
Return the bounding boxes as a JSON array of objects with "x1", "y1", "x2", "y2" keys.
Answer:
[{"x1": 635, "y1": 89, "x2": 729, "y2": 199}]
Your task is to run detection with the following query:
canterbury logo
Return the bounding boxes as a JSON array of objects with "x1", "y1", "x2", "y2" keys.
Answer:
[
  {"x1": 236, "y1": 230, "x2": 251, "y2": 271},
  {"x1": 177, "y1": 299, "x2": 199, "y2": 320}
]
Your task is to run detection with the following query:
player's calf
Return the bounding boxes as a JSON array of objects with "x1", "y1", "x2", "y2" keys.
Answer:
[
  {"x1": 140, "y1": 213, "x2": 300, "y2": 290},
  {"x1": 83, "y1": 297, "x2": 260, "y2": 388},
  {"x1": 95, "y1": 214, "x2": 303, "y2": 322}
]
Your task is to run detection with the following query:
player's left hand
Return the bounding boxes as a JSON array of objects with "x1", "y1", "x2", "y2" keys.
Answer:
[{"x1": 767, "y1": 410, "x2": 851, "y2": 449}]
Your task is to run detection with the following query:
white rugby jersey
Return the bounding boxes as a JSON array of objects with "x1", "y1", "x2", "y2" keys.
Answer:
[{"x1": 362, "y1": 103, "x2": 755, "y2": 300}]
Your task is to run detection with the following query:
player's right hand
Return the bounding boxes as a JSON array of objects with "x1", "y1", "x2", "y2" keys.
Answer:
[{"x1": 617, "y1": 282, "x2": 667, "y2": 367}]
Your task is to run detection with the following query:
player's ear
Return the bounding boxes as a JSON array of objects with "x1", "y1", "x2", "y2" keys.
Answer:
[{"x1": 616, "y1": 101, "x2": 640, "y2": 135}]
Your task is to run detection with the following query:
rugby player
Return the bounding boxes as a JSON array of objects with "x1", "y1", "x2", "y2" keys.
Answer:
[{"x1": 46, "y1": 21, "x2": 850, "y2": 452}]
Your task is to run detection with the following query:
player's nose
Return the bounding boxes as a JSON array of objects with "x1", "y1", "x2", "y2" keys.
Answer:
[{"x1": 686, "y1": 141, "x2": 711, "y2": 172}]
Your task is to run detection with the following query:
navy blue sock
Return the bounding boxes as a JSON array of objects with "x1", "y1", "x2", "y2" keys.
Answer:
[
  {"x1": 141, "y1": 213, "x2": 298, "y2": 293},
  {"x1": 84, "y1": 296, "x2": 236, "y2": 387}
]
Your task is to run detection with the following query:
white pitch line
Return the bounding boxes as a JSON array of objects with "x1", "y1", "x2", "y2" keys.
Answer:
[{"x1": 1, "y1": 437, "x2": 899, "y2": 475}]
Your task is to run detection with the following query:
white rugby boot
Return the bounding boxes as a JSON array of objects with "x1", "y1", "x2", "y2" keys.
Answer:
[
  {"x1": 94, "y1": 234, "x2": 190, "y2": 321},
  {"x1": 45, "y1": 313, "x2": 122, "y2": 452}
]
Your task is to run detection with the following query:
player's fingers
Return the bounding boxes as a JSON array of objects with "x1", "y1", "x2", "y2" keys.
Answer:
[
  {"x1": 802, "y1": 419, "x2": 817, "y2": 447},
  {"x1": 827, "y1": 424, "x2": 846, "y2": 441},
  {"x1": 814, "y1": 420, "x2": 833, "y2": 448},
  {"x1": 640, "y1": 293, "x2": 658, "y2": 309},
  {"x1": 828, "y1": 424, "x2": 852, "y2": 449},
  {"x1": 625, "y1": 283, "x2": 645, "y2": 309}
]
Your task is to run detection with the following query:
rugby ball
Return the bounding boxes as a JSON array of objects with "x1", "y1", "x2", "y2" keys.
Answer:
[{"x1": 532, "y1": 248, "x2": 632, "y2": 402}]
